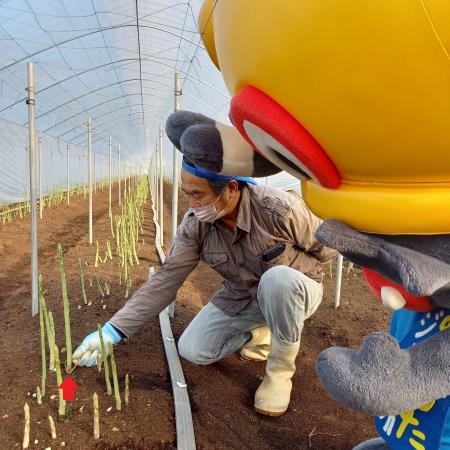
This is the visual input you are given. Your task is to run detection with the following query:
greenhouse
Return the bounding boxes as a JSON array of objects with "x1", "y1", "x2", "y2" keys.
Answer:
[{"x1": 1, "y1": 1, "x2": 449, "y2": 449}]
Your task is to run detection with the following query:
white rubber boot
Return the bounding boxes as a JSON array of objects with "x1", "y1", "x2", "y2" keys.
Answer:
[
  {"x1": 240, "y1": 325, "x2": 271, "y2": 361},
  {"x1": 254, "y1": 337, "x2": 300, "y2": 416}
]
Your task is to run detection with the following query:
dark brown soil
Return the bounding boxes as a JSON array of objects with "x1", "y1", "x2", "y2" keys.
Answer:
[{"x1": 0, "y1": 180, "x2": 391, "y2": 450}]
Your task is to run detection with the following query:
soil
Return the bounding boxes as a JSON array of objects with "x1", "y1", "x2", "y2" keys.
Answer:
[{"x1": 0, "y1": 180, "x2": 391, "y2": 450}]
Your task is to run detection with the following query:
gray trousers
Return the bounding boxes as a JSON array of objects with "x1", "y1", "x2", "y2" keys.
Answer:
[{"x1": 178, "y1": 266, "x2": 323, "y2": 365}]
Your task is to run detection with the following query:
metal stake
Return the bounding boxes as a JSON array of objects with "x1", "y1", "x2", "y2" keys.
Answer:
[
  {"x1": 50, "y1": 144, "x2": 53, "y2": 198},
  {"x1": 171, "y1": 72, "x2": 181, "y2": 244},
  {"x1": 118, "y1": 144, "x2": 121, "y2": 206},
  {"x1": 109, "y1": 136, "x2": 112, "y2": 216},
  {"x1": 88, "y1": 118, "x2": 93, "y2": 244},
  {"x1": 26, "y1": 62, "x2": 38, "y2": 316},
  {"x1": 168, "y1": 72, "x2": 182, "y2": 319},
  {"x1": 159, "y1": 125, "x2": 164, "y2": 247},
  {"x1": 66, "y1": 142, "x2": 70, "y2": 206},
  {"x1": 38, "y1": 135, "x2": 43, "y2": 219},
  {"x1": 83, "y1": 147, "x2": 86, "y2": 193}
]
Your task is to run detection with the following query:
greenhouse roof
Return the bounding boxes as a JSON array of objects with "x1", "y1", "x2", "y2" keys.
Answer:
[{"x1": 0, "y1": 0, "x2": 230, "y2": 160}]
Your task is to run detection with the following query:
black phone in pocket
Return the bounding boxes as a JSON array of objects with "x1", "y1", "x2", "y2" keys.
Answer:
[{"x1": 258, "y1": 243, "x2": 286, "y2": 262}]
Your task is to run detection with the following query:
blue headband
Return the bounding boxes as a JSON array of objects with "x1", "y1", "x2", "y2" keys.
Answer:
[{"x1": 182, "y1": 160, "x2": 257, "y2": 185}]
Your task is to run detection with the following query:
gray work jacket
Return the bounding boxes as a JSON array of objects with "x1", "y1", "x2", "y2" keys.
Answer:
[{"x1": 110, "y1": 184, "x2": 337, "y2": 337}]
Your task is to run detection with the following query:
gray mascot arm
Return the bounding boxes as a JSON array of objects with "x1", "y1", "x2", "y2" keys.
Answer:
[
  {"x1": 316, "y1": 327, "x2": 450, "y2": 416},
  {"x1": 315, "y1": 220, "x2": 450, "y2": 416}
]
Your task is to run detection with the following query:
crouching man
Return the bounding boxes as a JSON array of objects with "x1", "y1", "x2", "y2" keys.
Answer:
[{"x1": 73, "y1": 158, "x2": 336, "y2": 416}]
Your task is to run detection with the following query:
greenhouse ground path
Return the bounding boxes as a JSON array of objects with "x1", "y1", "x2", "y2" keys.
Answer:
[{"x1": 0, "y1": 183, "x2": 391, "y2": 449}]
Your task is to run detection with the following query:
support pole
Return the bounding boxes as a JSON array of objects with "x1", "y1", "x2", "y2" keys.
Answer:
[
  {"x1": 124, "y1": 158, "x2": 127, "y2": 202},
  {"x1": 78, "y1": 153, "x2": 81, "y2": 190},
  {"x1": 155, "y1": 146, "x2": 159, "y2": 223},
  {"x1": 118, "y1": 144, "x2": 121, "y2": 206},
  {"x1": 27, "y1": 62, "x2": 38, "y2": 316},
  {"x1": 334, "y1": 254, "x2": 344, "y2": 309},
  {"x1": 159, "y1": 125, "x2": 164, "y2": 247},
  {"x1": 88, "y1": 118, "x2": 93, "y2": 245},
  {"x1": 50, "y1": 144, "x2": 53, "y2": 198},
  {"x1": 66, "y1": 142, "x2": 70, "y2": 206},
  {"x1": 171, "y1": 72, "x2": 181, "y2": 244},
  {"x1": 109, "y1": 136, "x2": 112, "y2": 216},
  {"x1": 101, "y1": 155, "x2": 104, "y2": 191},
  {"x1": 128, "y1": 160, "x2": 132, "y2": 192},
  {"x1": 38, "y1": 135, "x2": 43, "y2": 220},
  {"x1": 83, "y1": 147, "x2": 86, "y2": 194},
  {"x1": 168, "y1": 72, "x2": 182, "y2": 319},
  {"x1": 152, "y1": 154, "x2": 155, "y2": 199}
]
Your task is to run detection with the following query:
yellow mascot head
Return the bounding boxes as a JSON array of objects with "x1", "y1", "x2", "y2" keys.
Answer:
[{"x1": 199, "y1": 0, "x2": 450, "y2": 235}]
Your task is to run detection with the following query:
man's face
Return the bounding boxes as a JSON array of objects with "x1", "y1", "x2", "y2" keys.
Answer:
[{"x1": 180, "y1": 170, "x2": 235, "y2": 213}]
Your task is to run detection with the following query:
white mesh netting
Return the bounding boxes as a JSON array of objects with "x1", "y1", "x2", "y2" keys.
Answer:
[{"x1": 0, "y1": 0, "x2": 298, "y2": 206}]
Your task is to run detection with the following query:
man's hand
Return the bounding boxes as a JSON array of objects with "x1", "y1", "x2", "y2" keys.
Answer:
[{"x1": 73, "y1": 322, "x2": 124, "y2": 367}]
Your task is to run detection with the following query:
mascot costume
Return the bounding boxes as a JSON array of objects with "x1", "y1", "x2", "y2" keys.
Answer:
[{"x1": 166, "y1": 1, "x2": 450, "y2": 448}]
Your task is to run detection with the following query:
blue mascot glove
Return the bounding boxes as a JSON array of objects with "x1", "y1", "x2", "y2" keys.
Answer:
[{"x1": 72, "y1": 322, "x2": 124, "y2": 367}]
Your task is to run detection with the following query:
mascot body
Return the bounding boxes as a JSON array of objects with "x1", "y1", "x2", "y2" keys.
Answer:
[
  {"x1": 374, "y1": 308, "x2": 450, "y2": 449},
  {"x1": 167, "y1": 1, "x2": 450, "y2": 448}
]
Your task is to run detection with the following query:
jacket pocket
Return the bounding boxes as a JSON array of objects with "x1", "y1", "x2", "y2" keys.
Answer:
[
  {"x1": 204, "y1": 251, "x2": 227, "y2": 266},
  {"x1": 202, "y1": 251, "x2": 231, "y2": 279}
]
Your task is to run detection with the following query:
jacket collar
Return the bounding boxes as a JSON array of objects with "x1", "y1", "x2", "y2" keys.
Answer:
[{"x1": 235, "y1": 186, "x2": 251, "y2": 233}]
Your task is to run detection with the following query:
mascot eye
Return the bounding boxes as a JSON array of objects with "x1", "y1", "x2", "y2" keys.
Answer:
[
  {"x1": 243, "y1": 120, "x2": 314, "y2": 181},
  {"x1": 231, "y1": 86, "x2": 341, "y2": 189}
]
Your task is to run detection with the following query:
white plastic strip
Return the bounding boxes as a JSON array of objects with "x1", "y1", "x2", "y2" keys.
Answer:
[
  {"x1": 148, "y1": 178, "x2": 196, "y2": 450},
  {"x1": 334, "y1": 254, "x2": 344, "y2": 309}
]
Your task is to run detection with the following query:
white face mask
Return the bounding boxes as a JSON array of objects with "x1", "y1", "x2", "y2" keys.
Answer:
[{"x1": 192, "y1": 188, "x2": 232, "y2": 223}]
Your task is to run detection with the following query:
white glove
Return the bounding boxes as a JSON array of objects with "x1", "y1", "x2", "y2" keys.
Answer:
[{"x1": 73, "y1": 322, "x2": 124, "y2": 367}]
